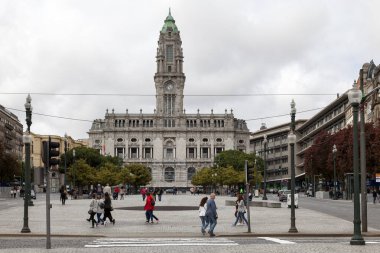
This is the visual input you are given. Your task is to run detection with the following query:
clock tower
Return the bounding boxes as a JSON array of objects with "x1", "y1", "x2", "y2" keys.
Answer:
[{"x1": 154, "y1": 10, "x2": 185, "y2": 127}]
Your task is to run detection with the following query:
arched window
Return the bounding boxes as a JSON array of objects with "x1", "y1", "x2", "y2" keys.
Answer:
[
  {"x1": 164, "y1": 167, "x2": 175, "y2": 182},
  {"x1": 187, "y1": 167, "x2": 196, "y2": 180}
]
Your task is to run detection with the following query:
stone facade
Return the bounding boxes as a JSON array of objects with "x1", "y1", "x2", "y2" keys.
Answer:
[
  {"x1": 250, "y1": 121, "x2": 306, "y2": 186},
  {"x1": 0, "y1": 104, "x2": 23, "y2": 160},
  {"x1": 88, "y1": 12, "x2": 250, "y2": 188}
]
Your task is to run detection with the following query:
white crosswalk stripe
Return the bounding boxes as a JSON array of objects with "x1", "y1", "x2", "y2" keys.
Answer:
[
  {"x1": 85, "y1": 238, "x2": 239, "y2": 248},
  {"x1": 258, "y1": 237, "x2": 296, "y2": 244}
]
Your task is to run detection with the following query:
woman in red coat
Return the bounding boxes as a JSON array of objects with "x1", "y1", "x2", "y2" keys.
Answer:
[{"x1": 144, "y1": 192, "x2": 157, "y2": 223}]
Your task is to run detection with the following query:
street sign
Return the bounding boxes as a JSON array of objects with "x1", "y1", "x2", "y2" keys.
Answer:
[{"x1": 376, "y1": 173, "x2": 380, "y2": 183}]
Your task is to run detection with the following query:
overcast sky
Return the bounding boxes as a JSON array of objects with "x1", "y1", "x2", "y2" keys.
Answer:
[{"x1": 1, "y1": 0, "x2": 379, "y2": 140}]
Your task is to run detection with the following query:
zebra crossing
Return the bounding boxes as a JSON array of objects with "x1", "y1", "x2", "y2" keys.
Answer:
[{"x1": 85, "y1": 238, "x2": 239, "y2": 248}]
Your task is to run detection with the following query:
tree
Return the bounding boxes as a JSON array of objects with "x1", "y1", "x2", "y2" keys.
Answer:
[
  {"x1": 191, "y1": 167, "x2": 214, "y2": 188},
  {"x1": 95, "y1": 162, "x2": 120, "y2": 186},
  {"x1": 0, "y1": 141, "x2": 21, "y2": 183},
  {"x1": 125, "y1": 163, "x2": 151, "y2": 190},
  {"x1": 214, "y1": 150, "x2": 255, "y2": 171},
  {"x1": 66, "y1": 159, "x2": 96, "y2": 189}
]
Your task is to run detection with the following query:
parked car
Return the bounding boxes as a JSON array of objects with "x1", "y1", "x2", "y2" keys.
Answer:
[{"x1": 279, "y1": 190, "x2": 291, "y2": 202}]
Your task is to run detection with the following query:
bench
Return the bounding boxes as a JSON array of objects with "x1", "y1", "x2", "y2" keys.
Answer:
[{"x1": 225, "y1": 199, "x2": 281, "y2": 208}]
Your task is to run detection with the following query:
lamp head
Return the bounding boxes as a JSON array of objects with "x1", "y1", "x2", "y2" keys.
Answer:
[
  {"x1": 348, "y1": 85, "x2": 362, "y2": 105},
  {"x1": 290, "y1": 99, "x2": 296, "y2": 114},
  {"x1": 24, "y1": 94, "x2": 32, "y2": 110},
  {"x1": 288, "y1": 132, "x2": 296, "y2": 144}
]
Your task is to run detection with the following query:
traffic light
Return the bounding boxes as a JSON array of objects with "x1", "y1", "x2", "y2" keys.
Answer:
[
  {"x1": 42, "y1": 136, "x2": 60, "y2": 168},
  {"x1": 245, "y1": 160, "x2": 254, "y2": 184},
  {"x1": 247, "y1": 166, "x2": 254, "y2": 182}
]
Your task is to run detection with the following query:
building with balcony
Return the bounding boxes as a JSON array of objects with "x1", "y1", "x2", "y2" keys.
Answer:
[
  {"x1": 0, "y1": 104, "x2": 23, "y2": 160},
  {"x1": 250, "y1": 121, "x2": 306, "y2": 188}
]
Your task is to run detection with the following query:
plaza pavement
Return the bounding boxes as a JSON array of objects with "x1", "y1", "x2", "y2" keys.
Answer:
[{"x1": 1, "y1": 193, "x2": 380, "y2": 238}]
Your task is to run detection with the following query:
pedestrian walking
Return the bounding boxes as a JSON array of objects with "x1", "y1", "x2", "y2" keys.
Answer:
[
  {"x1": 157, "y1": 188, "x2": 163, "y2": 201},
  {"x1": 114, "y1": 185, "x2": 120, "y2": 200},
  {"x1": 103, "y1": 184, "x2": 111, "y2": 196},
  {"x1": 87, "y1": 194, "x2": 97, "y2": 228},
  {"x1": 373, "y1": 190, "x2": 378, "y2": 204},
  {"x1": 234, "y1": 194, "x2": 243, "y2": 225},
  {"x1": 140, "y1": 187, "x2": 147, "y2": 201},
  {"x1": 199, "y1": 196, "x2": 208, "y2": 235},
  {"x1": 205, "y1": 193, "x2": 218, "y2": 237},
  {"x1": 96, "y1": 195, "x2": 105, "y2": 225},
  {"x1": 120, "y1": 186, "x2": 125, "y2": 200},
  {"x1": 103, "y1": 192, "x2": 115, "y2": 225},
  {"x1": 144, "y1": 192, "x2": 158, "y2": 223},
  {"x1": 59, "y1": 185, "x2": 67, "y2": 205},
  {"x1": 232, "y1": 195, "x2": 249, "y2": 226}
]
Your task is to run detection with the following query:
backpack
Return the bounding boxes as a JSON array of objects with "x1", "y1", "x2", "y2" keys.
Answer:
[{"x1": 151, "y1": 199, "x2": 155, "y2": 206}]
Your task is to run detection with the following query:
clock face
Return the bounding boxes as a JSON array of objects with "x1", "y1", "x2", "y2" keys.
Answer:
[{"x1": 165, "y1": 83, "x2": 174, "y2": 91}]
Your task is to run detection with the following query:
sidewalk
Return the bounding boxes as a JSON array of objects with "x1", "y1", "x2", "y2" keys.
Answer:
[{"x1": 1, "y1": 193, "x2": 379, "y2": 237}]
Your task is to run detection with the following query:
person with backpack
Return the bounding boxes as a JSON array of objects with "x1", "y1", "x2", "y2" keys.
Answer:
[
  {"x1": 103, "y1": 192, "x2": 115, "y2": 225},
  {"x1": 87, "y1": 194, "x2": 97, "y2": 228},
  {"x1": 144, "y1": 192, "x2": 159, "y2": 223}
]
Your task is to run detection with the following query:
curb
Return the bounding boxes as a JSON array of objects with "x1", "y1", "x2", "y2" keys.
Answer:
[{"x1": 1, "y1": 232, "x2": 380, "y2": 238}]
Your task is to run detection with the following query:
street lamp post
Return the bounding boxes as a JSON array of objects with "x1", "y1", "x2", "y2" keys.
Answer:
[
  {"x1": 64, "y1": 133, "x2": 67, "y2": 187},
  {"x1": 262, "y1": 135, "x2": 268, "y2": 200},
  {"x1": 73, "y1": 149, "x2": 76, "y2": 189},
  {"x1": 288, "y1": 99, "x2": 298, "y2": 233},
  {"x1": 348, "y1": 86, "x2": 365, "y2": 245},
  {"x1": 332, "y1": 144, "x2": 337, "y2": 200},
  {"x1": 21, "y1": 94, "x2": 33, "y2": 233}
]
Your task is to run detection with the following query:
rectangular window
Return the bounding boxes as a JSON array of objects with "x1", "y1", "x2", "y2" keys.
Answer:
[
  {"x1": 131, "y1": 148, "x2": 138, "y2": 159},
  {"x1": 188, "y1": 148, "x2": 195, "y2": 158},
  {"x1": 144, "y1": 148, "x2": 152, "y2": 159},
  {"x1": 166, "y1": 45, "x2": 173, "y2": 62},
  {"x1": 166, "y1": 148, "x2": 173, "y2": 159},
  {"x1": 215, "y1": 147, "x2": 224, "y2": 155},
  {"x1": 202, "y1": 147, "x2": 209, "y2": 159}
]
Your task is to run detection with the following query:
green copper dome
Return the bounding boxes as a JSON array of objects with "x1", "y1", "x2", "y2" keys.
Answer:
[{"x1": 161, "y1": 8, "x2": 179, "y2": 33}]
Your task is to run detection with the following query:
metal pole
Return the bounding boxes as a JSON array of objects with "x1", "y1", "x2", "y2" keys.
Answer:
[
  {"x1": 262, "y1": 138, "x2": 268, "y2": 200},
  {"x1": 333, "y1": 150, "x2": 337, "y2": 200},
  {"x1": 46, "y1": 140, "x2": 51, "y2": 249},
  {"x1": 350, "y1": 103, "x2": 365, "y2": 245},
  {"x1": 289, "y1": 99, "x2": 298, "y2": 233},
  {"x1": 21, "y1": 135, "x2": 31, "y2": 233},
  {"x1": 64, "y1": 135, "x2": 67, "y2": 187},
  {"x1": 289, "y1": 141, "x2": 298, "y2": 232},
  {"x1": 245, "y1": 160, "x2": 251, "y2": 233},
  {"x1": 359, "y1": 69, "x2": 368, "y2": 232}
]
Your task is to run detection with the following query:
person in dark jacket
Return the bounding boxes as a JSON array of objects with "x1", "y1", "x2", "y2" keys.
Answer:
[
  {"x1": 205, "y1": 193, "x2": 217, "y2": 237},
  {"x1": 103, "y1": 192, "x2": 115, "y2": 225}
]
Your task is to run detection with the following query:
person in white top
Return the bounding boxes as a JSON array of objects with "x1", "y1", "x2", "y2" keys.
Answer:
[
  {"x1": 232, "y1": 195, "x2": 249, "y2": 226},
  {"x1": 103, "y1": 184, "x2": 111, "y2": 196},
  {"x1": 198, "y1": 196, "x2": 208, "y2": 235}
]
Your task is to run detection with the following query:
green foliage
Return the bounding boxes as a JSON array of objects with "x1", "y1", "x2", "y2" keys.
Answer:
[
  {"x1": 66, "y1": 159, "x2": 96, "y2": 187},
  {"x1": 125, "y1": 163, "x2": 152, "y2": 189},
  {"x1": 191, "y1": 167, "x2": 213, "y2": 187},
  {"x1": 214, "y1": 150, "x2": 256, "y2": 171},
  {"x1": 95, "y1": 162, "x2": 120, "y2": 186},
  {"x1": 0, "y1": 141, "x2": 21, "y2": 182}
]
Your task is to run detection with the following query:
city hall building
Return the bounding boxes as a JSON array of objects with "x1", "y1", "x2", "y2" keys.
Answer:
[{"x1": 88, "y1": 11, "x2": 250, "y2": 188}]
